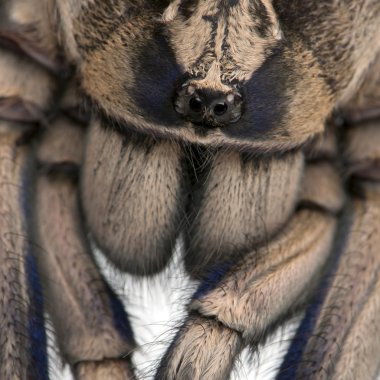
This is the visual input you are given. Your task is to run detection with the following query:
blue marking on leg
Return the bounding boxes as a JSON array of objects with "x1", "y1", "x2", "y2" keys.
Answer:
[
  {"x1": 105, "y1": 283, "x2": 136, "y2": 347},
  {"x1": 26, "y1": 250, "x2": 49, "y2": 380},
  {"x1": 276, "y1": 298, "x2": 323, "y2": 380},
  {"x1": 276, "y1": 241, "x2": 344, "y2": 380},
  {"x1": 277, "y1": 219, "x2": 352, "y2": 379},
  {"x1": 20, "y1": 166, "x2": 49, "y2": 379},
  {"x1": 193, "y1": 261, "x2": 233, "y2": 299}
]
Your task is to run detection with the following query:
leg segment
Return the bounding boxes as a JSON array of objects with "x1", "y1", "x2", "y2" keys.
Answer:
[
  {"x1": 0, "y1": 123, "x2": 48, "y2": 379},
  {"x1": 0, "y1": 0, "x2": 59, "y2": 72},
  {"x1": 191, "y1": 210, "x2": 337, "y2": 340},
  {"x1": 280, "y1": 187, "x2": 380, "y2": 380},
  {"x1": 0, "y1": 4, "x2": 137, "y2": 376},
  {"x1": 0, "y1": 8, "x2": 57, "y2": 372},
  {"x1": 156, "y1": 314, "x2": 244, "y2": 380},
  {"x1": 35, "y1": 111, "x2": 136, "y2": 378},
  {"x1": 279, "y1": 129, "x2": 380, "y2": 380},
  {"x1": 278, "y1": 54, "x2": 380, "y2": 380}
]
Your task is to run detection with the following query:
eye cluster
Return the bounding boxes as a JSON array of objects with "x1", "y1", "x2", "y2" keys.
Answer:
[{"x1": 174, "y1": 82, "x2": 243, "y2": 128}]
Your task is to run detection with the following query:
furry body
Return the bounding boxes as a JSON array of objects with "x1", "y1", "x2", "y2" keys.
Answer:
[{"x1": 0, "y1": 1, "x2": 379, "y2": 379}]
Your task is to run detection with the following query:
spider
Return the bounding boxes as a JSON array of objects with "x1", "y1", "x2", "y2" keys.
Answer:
[{"x1": 0, "y1": 0, "x2": 380, "y2": 379}]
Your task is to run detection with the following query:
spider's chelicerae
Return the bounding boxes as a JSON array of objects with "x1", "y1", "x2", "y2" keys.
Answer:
[{"x1": 0, "y1": 0, "x2": 380, "y2": 379}]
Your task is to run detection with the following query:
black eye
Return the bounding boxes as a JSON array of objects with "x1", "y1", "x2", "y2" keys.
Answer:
[
  {"x1": 213, "y1": 102, "x2": 228, "y2": 116},
  {"x1": 189, "y1": 97, "x2": 203, "y2": 113}
]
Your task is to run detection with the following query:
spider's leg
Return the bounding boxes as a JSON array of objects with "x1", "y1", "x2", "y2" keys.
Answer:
[
  {"x1": 81, "y1": 122, "x2": 187, "y2": 275},
  {"x1": 0, "y1": 4, "x2": 58, "y2": 375},
  {"x1": 156, "y1": 313, "x2": 244, "y2": 380},
  {"x1": 0, "y1": 43, "x2": 56, "y2": 377},
  {"x1": 156, "y1": 133, "x2": 343, "y2": 379},
  {"x1": 277, "y1": 56, "x2": 380, "y2": 380},
  {"x1": 34, "y1": 110, "x2": 136, "y2": 379},
  {"x1": 279, "y1": 135, "x2": 380, "y2": 379},
  {"x1": 280, "y1": 182, "x2": 380, "y2": 380},
  {"x1": 0, "y1": 124, "x2": 48, "y2": 380}
]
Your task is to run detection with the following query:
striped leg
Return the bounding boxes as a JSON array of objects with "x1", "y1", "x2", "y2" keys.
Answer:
[
  {"x1": 278, "y1": 53, "x2": 380, "y2": 380},
  {"x1": 279, "y1": 128, "x2": 380, "y2": 380},
  {"x1": 280, "y1": 190, "x2": 380, "y2": 380},
  {"x1": 0, "y1": 124, "x2": 47, "y2": 379},
  {"x1": 0, "y1": 2, "x2": 57, "y2": 373}
]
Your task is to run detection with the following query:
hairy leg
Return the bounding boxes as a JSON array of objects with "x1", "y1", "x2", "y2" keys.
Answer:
[
  {"x1": 35, "y1": 109, "x2": 136, "y2": 379},
  {"x1": 285, "y1": 190, "x2": 380, "y2": 380},
  {"x1": 0, "y1": 2, "x2": 60, "y2": 375},
  {"x1": 279, "y1": 56, "x2": 380, "y2": 380},
  {"x1": 0, "y1": 2, "x2": 138, "y2": 377},
  {"x1": 0, "y1": 123, "x2": 48, "y2": 380},
  {"x1": 0, "y1": 40, "x2": 55, "y2": 377}
]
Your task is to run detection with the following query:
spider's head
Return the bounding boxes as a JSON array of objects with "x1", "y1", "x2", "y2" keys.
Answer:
[{"x1": 79, "y1": 0, "x2": 334, "y2": 152}]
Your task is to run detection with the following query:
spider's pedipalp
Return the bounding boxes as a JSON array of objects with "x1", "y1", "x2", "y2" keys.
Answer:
[
  {"x1": 34, "y1": 113, "x2": 136, "y2": 378},
  {"x1": 81, "y1": 122, "x2": 187, "y2": 276}
]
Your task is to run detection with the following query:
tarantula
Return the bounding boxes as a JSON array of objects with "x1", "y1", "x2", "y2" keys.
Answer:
[{"x1": 0, "y1": 0, "x2": 380, "y2": 379}]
